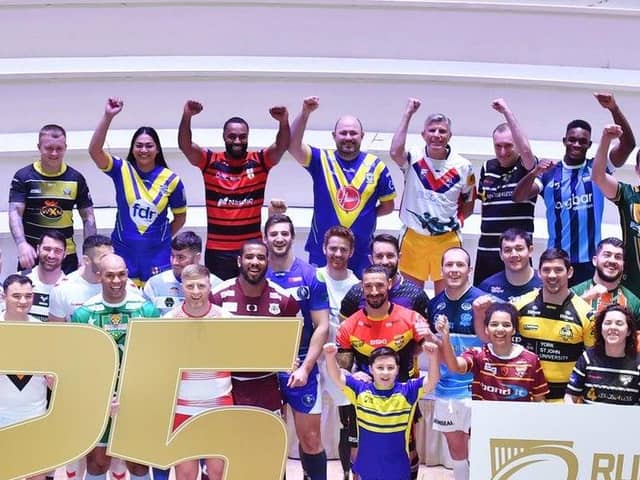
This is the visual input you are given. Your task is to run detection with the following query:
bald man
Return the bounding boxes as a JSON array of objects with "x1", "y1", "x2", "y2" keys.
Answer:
[
  {"x1": 288, "y1": 96, "x2": 396, "y2": 277},
  {"x1": 71, "y1": 254, "x2": 160, "y2": 480}
]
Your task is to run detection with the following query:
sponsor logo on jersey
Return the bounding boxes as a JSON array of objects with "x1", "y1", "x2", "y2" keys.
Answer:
[
  {"x1": 130, "y1": 199, "x2": 158, "y2": 228},
  {"x1": 40, "y1": 200, "x2": 63, "y2": 219},
  {"x1": 246, "y1": 304, "x2": 258, "y2": 313},
  {"x1": 620, "y1": 374, "x2": 633, "y2": 386},
  {"x1": 296, "y1": 286, "x2": 310, "y2": 301},
  {"x1": 522, "y1": 323, "x2": 538, "y2": 331},
  {"x1": 484, "y1": 363, "x2": 497, "y2": 374},
  {"x1": 554, "y1": 192, "x2": 592, "y2": 210},
  {"x1": 221, "y1": 301, "x2": 237, "y2": 312},
  {"x1": 370, "y1": 338, "x2": 387, "y2": 346},
  {"x1": 461, "y1": 302, "x2": 472, "y2": 311},
  {"x1": 436, "y1": 302, "x2": 446, "y2": 311},
  {"x1": 336, "y1": 186, "x2": 361, "y2": 212}
]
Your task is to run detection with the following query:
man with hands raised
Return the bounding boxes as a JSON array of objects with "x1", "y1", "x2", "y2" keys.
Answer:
[
  {"x1": 178, "y1": 99, "x2": 290, "y2": 280},
  {"x1": 288, "y1": 96, "x2": 396, "y2": 276},
  {"x1": 390, "y1": 98, "x2": 475, "y2": 294}
]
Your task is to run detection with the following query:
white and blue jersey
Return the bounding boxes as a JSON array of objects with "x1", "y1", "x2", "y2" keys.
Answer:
[
  {"x1": 428, "y1": 286, "x2": 485, "y2": 399},
  {"x1": 535, "y1": 158, "x2": 610, "y2": 264},
  {"x1": 143, "y1": 269, "x2": 222, "y2": 315},
  {"x1": 266, "y1": 257, "x2": 329, "y2": 359}
]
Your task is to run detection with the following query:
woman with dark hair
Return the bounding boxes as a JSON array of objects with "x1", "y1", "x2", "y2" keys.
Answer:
[
  {"x1": 565, "y1": 304, "x2": 640, "y2": 405},
  {"x1": 89, "y1": 97, "x2": 187, "y2": 285},
  {"x1": 437, "y1": 302, "x2": 549, "y2": 402}
]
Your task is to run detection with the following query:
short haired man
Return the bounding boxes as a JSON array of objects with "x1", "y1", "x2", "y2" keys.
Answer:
[
  {"x1": 178, "y1": 100, "x2": 290, "y2": 280},
  {"x1": 591, "y1": 124, "x2": 640, "y2": 295},
  {"x1": 0, "y1": 274, "x2": 50, "y2": 468},
  {"x1": 514, "y1": 93, "x2": 635, "y2": 285},
  {"x1": 390, "y1": 98, "x2": 476, "y2": 294},
  {"x1": 263, "y1": 214, "x2": 330, "y2": 480},
  {"x1": 71, "y1": 254, "x2": 160, "y2": 480},
  {"x1": 288, "y1": 96, "x2": 396, "y2": 276},
  {"x1": 340, "y1": 233, "x2": 430, "y2": 320},
  {"x1": 474, "y1": 98, "x2": 537, "y2": 284},
  {"x1": 512, "y1": 248, "x2": 594, "y2": 402},
  {"x1": 164, "y1": 264, "x2": 232, "y2": 480},
  {"x1": 210, "y1": 240, "x2": 299, "y2": 411},
  {"x1": 22, "y1": 230, "x2": 66, "y2": 322},
  {"x1": 337, "y1": 265, "x2": 432, "y2": 480},
  {"x1": 143, "y1": 231, "x2": 222, "y2": 315},
  {"x1": 571, "y1": 237, "x2": 640, "y2": 320},
  {"x1": 428, "y1": 247, "x2": 485, "y2": 480},
  {"x1": 9, "y1": 124, "x2": 96, "y2": 273},
  {"x1": 478, "y1": 228, "x2": 542, "y2": 302},
  {"x1": 315, "y1": 226, "x2": 359, "y2": 479}
]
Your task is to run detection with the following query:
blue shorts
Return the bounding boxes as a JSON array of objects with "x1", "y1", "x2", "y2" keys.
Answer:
[
  {"x1": 278, "y1": 364, "x2": 322, "y2": 414},
  {"x1": 112, "y1": 236, "x2": 171, "y2": 283}
]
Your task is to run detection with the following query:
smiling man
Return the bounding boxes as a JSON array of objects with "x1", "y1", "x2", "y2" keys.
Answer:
[
  {"x1": 512, "y1": 248, "x2": 594, "y2": 403},
  {"x1": 571, "y1": 237, "x2": 640, "y2": 320},
  {"x1": 390, "y1": 98, "x2": 475, "y2": 294},
  {"x1": 288, "y1": 96, "x2": 396, "y2": 276}
]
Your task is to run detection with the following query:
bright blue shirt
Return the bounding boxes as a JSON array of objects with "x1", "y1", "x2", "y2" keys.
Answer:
[{"x1": 266, "y1": 257, "x2": 329, "y2": 359}]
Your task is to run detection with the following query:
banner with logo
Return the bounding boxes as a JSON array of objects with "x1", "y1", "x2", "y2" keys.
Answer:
[{"x1": 470, "y1": 401, "x2": 640, "y2": 480}]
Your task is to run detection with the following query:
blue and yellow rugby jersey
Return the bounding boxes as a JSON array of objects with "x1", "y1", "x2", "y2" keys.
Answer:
[
  {"x1": 344, "y1": 375, "x2": 423, "y2": 480},
  {"x1": 102, "y1": 154, "x2": 186, "y2": 244},
  {"x1": 303, "y1": 146, "x2": 396, "y2": 260},
  {"x1": 535, "y1": 158, "x2": 607, "y2": 264}
]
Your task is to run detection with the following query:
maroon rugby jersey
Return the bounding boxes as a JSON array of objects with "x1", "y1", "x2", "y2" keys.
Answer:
[
  {"x1": 210, "y1": 278, "x2": 299, "y2": 410},
  {"x1": 462, "y1": 344, "x2": 549, "y2": 401}
]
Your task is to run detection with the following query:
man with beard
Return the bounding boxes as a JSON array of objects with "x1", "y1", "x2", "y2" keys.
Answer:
[
  {"x1": 209, "y1": 240, "x2": 299, "y2": 411},
  {"x1": 512, "y1": 248, "x2": 593, "y2": 402},
  {"x1": 263, "y1": 213, "x2": 330, "y2": 480},
  {"x1": 428, "y1": 247, "x2": 485, "y2": 480},
  {"x1": 21, "y1": 230, "x2": 66, "y2": 322},
  {"x1": 390, "y1": 99, "x2": 475, "y2": 295},
  {"x1": 474, "y1": 98, "x2": 537, "y2": 284},
  {"x1": 178, "y1": 100, "x2": 290, "y2": 280},
  {"x1": 513, "y1": 93, "x2": 635, "y2": 285},
  {"x1": 288, "y1": 96, "x2": 396, "y2": 276},
  {"x1": 478, "y1": 228, "x2": 541, "y2": 302},
  {"x1": 340, "y1": 233, "x2": 430, "y2": 320},
  {"x1": 571, "y1": 237, "x2": 640, "y2": 321},
  {"x1": 336, "y1": 265, "x2": 431, "y2": 480}
]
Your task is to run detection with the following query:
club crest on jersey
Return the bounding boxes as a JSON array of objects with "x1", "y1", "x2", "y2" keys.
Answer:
[
  {"x1": 269, "y1": 303, "x2": 280, "y2": 315},
  {"x1": 365, "y1": 172, "x2": 375, "y2": 184},
  {"x1": 515, "y1": 364, "x2": 528, "y2": 377},
  {"x1": 246, "y1": 168, "x2": 255, "y2": 179},
  {"x1": 40, "y1": 200, "x2": 63, "y2": 219},
  {"x1": 559, "y1": 324, "x2": 574, "y2": 341},
  {"x1": 130, "y1": 199, "x2": 158, "y2": 228},
  {"x1": 63, "y1": 187, "x2": 72, "y2": 196},
  {"x1": 110, "y1": 313, "x2": 122, "y2": 325},
  {"x1": 337, "y1": 186, "x2": 361, "y2": 212}
]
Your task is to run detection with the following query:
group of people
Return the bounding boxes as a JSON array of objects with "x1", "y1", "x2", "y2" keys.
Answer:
[{"x1": 2, "y1": 91, "x2": 640, "y2": 480}]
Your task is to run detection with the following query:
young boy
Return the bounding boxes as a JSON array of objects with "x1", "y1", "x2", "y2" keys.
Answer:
[{"x1": 323, "y1": 342, "x2": 439, "y2": 480}]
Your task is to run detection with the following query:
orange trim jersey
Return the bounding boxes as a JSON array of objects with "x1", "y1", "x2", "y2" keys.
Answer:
[
  {"x1": 198, "y1": 149, "x2": 275, "y2": 251},
  {"x1": 336, "y1": 304, "x2": 425, "y2": 381}
]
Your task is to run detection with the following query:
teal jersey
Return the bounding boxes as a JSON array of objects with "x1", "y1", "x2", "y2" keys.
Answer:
[{"x1": 71, "y1": 291, "x2": 160, "y2": 360}]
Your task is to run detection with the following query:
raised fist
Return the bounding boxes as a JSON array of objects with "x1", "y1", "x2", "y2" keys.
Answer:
[
  {"x1": 105, "y1": 97, "x2": 124, "y2": 117},
  {"x1": 602, "y1": 124, "x2": 623, "y2": 140},
  {"x1": 405, "y1": 98, "x2": 421, "y2": 115},
  {"x1": 184, "y1": 100, "x2": 203, "y2": 116},
  {"x1": 302, "y1": 96, "x2": 320, "y2": 114},
  {"x1": 269, "y1": 106, "x2": 288, "y2": 122},
  {"x1": 491, "y1": 98, "x2": 510, "y2": 114},
  {"x1": 594, "y1": 92, "x2": 618, "y2": 111}
]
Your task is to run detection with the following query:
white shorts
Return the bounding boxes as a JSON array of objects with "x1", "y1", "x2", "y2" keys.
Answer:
[
  {"x1": 432, "y1": 397, "x2": 472, "y2": 433},
  {"x1": 318, "y1": 357, "x2": 350, "y2": 407}
]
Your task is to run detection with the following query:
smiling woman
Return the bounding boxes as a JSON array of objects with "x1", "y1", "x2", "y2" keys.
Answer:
[
  {"x1": 88, "y1": 97, "x2": 187, "y2": 286},
  {"x1": 565, "y1": 304, "x2": 640, "y2": 405}
]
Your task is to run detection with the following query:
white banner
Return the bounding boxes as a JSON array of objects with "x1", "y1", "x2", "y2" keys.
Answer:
[{"x1": 470, "y1": 401, "x2": 640, "y2": 480}]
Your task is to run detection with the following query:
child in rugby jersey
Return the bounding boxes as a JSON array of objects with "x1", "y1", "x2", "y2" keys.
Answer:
[
  {"x1": 436, "y1": 302, "x2": 549, "y2": 402},
  {"x1": 323, "y1": 343, "x2": 439, "y2": 480}
]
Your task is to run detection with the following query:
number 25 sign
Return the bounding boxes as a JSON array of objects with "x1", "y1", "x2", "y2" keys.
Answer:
[{"x1": 0, "y1": 318, "x2": 301, "y2": 480}]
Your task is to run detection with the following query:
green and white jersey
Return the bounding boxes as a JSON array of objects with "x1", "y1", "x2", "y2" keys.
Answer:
[
  {"x1": 71, "y1": 291, "x2": 160, "y2": 359},
  {"x1": 614, "y1": 182, "x2": 640, "y2": 293}
]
